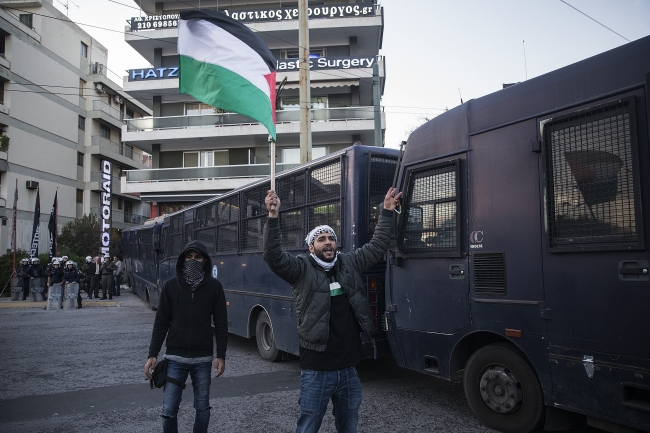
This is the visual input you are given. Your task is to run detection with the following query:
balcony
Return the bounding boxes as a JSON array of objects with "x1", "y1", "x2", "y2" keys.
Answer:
[
  {"x1": 90, "y1": 135, "x2": 152, "y2": 169},
  {"x1": 89, "y1": 171, "x2": 128, "y2": 196},
  {"x1": 122, "y1": 162, "x2": 299, "y2": 197},
  {"x1": 122, "y1": 107, "x2": 384, "y2": 151},
  {"x1": 88, "y1": 62, "x2": 123, "y2": 91},
  {"x1": 90, "y1": 207, "x2": 148, "y2": 228},
  {"x1": 89, "y1": 100, "x2": 131, "y2": 129}
]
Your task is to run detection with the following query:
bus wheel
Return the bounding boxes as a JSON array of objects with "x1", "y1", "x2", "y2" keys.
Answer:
[
  {"x1": 464, "y1": 343, "x2": 544, "y2": 433},
  {"x1": 256, "y1": 311, "x2": 281, "y2": 362}
]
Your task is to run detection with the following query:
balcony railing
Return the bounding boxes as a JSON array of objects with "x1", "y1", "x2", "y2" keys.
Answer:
[
  {"x1": 88, "y1": 62, "x2": 123, "y2": 90},
  {"x1": 89, "y1": 171, "x2": 122, "y2": 194},
  {"x1": 91, "y1": 135, "x2": 152, "y2": 167},
  {"x1": 125, "y1": 106, "x2": 377, "y2": 131},
  {"x1": 90, "y1": 207, "x2": 147, "y2": 225},
  {"x1": 92, "y1": 100, "x2": 131, "y2": 123},
  {"x1": 125, "y1": 163, "x2": 299, "y2": 183}
]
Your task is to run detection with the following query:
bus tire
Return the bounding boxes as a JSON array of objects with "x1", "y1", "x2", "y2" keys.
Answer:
[
  {"x1": 255, "y1": 311, "x2": 281, "y2": 362},
  {"x1": 464, "y1": 343, "x2": 544, "y2": 433}
]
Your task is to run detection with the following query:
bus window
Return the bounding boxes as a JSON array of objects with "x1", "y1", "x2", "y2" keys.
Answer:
[{"x1": 399, "y1": 160, "x2": 460, "y2": 257}]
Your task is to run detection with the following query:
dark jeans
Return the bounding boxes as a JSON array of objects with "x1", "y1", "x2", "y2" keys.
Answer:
[
  {"x1": 90, "y1": 275, "x2": 100, "y2": 298},
  {"x1": 161, "y1": 360, "x2": 212, "y2": 433},
  {"x1": 113, "y1": 275, "x2": 120, "y2": 295},
  {"x1": 296, "y1": 367, "x2": 362, "y2": 433}
]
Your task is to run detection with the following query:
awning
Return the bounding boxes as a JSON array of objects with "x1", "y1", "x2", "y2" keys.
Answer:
[{"x1": 283, "y1": 79, "x2": 359, "y2": 90}]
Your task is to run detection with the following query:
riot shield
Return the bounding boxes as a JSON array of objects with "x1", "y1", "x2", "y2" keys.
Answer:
[
  {"x1": 29, "y1": 278, "x2": 46, "y2": 302},
  {"x1": 10, "y1": 277, "x2": 22, "y2": 301},
  {"x1": 47, "y1": 283, "x2": 63, "y2": 310},
  {"x1": 63, "y1": 282, "x2": 79, "y2": 309}
]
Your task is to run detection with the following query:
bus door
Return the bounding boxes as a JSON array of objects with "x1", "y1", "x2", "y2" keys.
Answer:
[
  {"x1": 387, "y1": 155, "x2": 470, "y2": 373},
  {"x1": 539, "y1": 93, "x2": 650, "y2": 426}
]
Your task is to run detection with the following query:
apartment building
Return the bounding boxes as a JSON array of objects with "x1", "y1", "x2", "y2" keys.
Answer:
[
  {"x1": 122, "y1": 0, "x2": 385, "y2": 216},
  {"x1": 0, "y1": 0, "x2": 152, "y2": 254}
]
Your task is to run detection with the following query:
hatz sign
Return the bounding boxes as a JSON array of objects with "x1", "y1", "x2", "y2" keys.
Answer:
[
  {"x1": 129, "y1": 57, "x2": 375, "y2": 81},
  {"x1": 130, "y1": 2, "x2": 378, "y2": 30}
]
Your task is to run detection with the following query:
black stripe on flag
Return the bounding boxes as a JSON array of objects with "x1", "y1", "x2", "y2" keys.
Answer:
[{"x1": 180, "y1": 9, "x2": 276, "y2": 74}]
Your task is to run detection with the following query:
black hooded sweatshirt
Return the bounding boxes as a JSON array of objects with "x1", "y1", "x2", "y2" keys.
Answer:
[{"x1": 148, "y1": 241, "x2": 228, "y2": 360}]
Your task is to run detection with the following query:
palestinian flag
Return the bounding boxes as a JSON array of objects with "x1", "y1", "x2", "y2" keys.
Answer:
[{"x1": 179, "y1": 9, "x2": 277, "y2": 140}]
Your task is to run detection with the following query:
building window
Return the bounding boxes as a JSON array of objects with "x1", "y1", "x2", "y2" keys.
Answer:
[
  {"x1": 77, "y1": 152, "x2": 84, "y2": 167},
  {"x1": 19, "y1": 14, "x2": 33, "y2": 29},
  {"x1": 79, "y1": 79, "x2": 85, "y2": 97},
  {"x1": 183, "y1": 151, "x2": 199, "y2": 167},
  {"x1": 214, "y1": 150, "x2": 229, "y2": 166},
  {"x1": 281, "y1": 96, "x2": 328, "y2": 110},
  {"x1": 543, "y1": 97, "x2": 642, "y2": 251},
  {"x1": 184, "y1": 103, "x2": 217, "y2": 115},
  {"x1": 398, "y1": 160, "x2": 460, "y2": 257},
  {"x1": 117, "y1": 197, "x2": 123, "y2": 210},
  {"x1": 76, "y1": 189, "x2": 83, "y2": 204},
  {"x1": 99, "y1": 124, "x2": 110, "y2": 139},
  {"x1": 282, "y1": 48, "x2": 325, "y2": 59},
  {"x1": 78, "y1": 115, "x2": 85, "y2": 130},
  {"x1": 80, "y1": 42, "x2": 88, "y2": 58},
  {"x1": 282, "y1": 147, "x2": 326, "y2": 164}
]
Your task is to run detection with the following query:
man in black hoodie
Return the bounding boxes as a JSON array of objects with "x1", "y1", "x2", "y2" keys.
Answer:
[{"x1": 144, "y1": 241, "x2": 228, "y2": 433}]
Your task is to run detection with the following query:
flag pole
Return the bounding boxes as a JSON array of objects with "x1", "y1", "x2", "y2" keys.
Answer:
[
  {"x1": 12, "y1": 179, "x2": 17, "y2": 277},
  {"x1": 269, "y1": 135, "x2": 276, "y2": 211}
]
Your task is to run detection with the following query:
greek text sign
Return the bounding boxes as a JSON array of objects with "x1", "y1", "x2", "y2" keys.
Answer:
[{"x1": 129, "y1": 3, "x2": 378, "y2": 30}]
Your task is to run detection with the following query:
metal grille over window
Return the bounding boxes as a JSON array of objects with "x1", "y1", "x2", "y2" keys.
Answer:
[
  {"x1": 473, "y1": 252, "x2": 506, "y2": 295},
  {"x1": 308, "y1": 160, "x2": 342, "y2": 239},
  {"x1": 216, "y1": 196, "x2": 239, "y2": 253},
  {"x1": 169, "y1": 215, "x2": 184, "y2": 257},
  {"x1": 544, "y1": 98, "x2": 642, "y2": 250},
  {"x1": 368, "y1": 154, "x2": 398, "y2": 233},
  {"x1": 240, "y1": 183, "x2": 270, "y2": 252},
  {"x1": 399, "y1": 161, "x2": 459, "y2": 256},
  {"x1": 278, "y1": 173, "x2": 306, "y2": 249}
]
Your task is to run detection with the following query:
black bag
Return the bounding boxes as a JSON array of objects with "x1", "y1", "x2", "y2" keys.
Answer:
[{"x1": 150, "y1": 359, "x2": 186, "y2": 390}]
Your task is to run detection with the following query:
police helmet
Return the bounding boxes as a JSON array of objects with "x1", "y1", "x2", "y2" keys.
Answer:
[
  {"x1": 31, "y1": 258, "x2": 39, "y2": 264},
  {"x1": 20, "y1": 258, "x2": 28, "y2": 264},
  {"x1": 86, "y1": 256, "x2": 92, "y2": 263},
  {"x1": 103, "y1": 254, "x2": 110, "y2": 260},
  {"x1": 61, "y1": 255, "x2": 69, "y2": 260},
  {"x1": 66, "y1": 260, "x2": 74, "y2": 267},
  {"x1": 52, "y1": 259, "x2": 61, "y2": 265}
]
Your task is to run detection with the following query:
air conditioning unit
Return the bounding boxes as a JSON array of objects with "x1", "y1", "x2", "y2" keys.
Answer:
[
  {"x1": 95, "y1": 83, "x2": 105, "y2": 93},
  {"x1": 25, "y1": 180, "x2": 39, "y2": 190},
  {"x1": 113, "y1": 95, "x2": 123, "y2": 104}
]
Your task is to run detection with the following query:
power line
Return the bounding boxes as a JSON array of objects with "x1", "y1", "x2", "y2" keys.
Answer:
[{"x1": 558, "y1": 0, "x2": 630, "y2": 42}]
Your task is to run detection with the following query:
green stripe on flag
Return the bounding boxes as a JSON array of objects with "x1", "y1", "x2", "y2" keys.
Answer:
[{"x1": 179, "y1": 55, "x2": 276, "y2": 140}]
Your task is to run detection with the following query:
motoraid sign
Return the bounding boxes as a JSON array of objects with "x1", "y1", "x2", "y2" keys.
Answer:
[
  {"x1": 128, "y1": 57, "x2": 376, "y2": 81},
  {"x1": 129, "y1": 2, "x2": 378, "y2": 30},
  {"x1": 100, "y1": 159, "x2": 112, "y2": 255}
]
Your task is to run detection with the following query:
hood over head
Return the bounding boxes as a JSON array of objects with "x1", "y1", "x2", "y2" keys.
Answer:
[{"x1": 176, "y1": 240, "x2": 213, "y2": 280}]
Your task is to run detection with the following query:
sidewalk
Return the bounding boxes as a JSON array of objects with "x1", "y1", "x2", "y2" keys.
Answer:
[{"x1": 0, "y1": 286, "x2": 146, "y2": 309}]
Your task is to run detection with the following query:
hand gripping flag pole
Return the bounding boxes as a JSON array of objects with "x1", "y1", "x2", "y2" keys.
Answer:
[{"x1": 269, "y1": 135, "x2": 276, "y2": 211}]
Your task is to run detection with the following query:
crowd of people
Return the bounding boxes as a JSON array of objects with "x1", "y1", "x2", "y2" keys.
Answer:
[{"x1": 16, "y1": 254, "x2": 123, "y2": 309}]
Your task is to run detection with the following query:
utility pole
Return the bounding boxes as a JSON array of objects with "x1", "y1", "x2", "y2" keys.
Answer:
[
  {"x1": 298, "y1": 0, "x2": 312, "y2": 163},
  {"x1": 373, "y1": 61, "x2": 383, "y2": 147}
]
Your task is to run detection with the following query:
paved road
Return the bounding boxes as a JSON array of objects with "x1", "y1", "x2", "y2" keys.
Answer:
[{"x1": 0, "y1": 289, "x2": 601, "y2": 433}]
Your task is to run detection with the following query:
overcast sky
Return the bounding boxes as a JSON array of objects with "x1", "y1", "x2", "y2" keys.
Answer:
[{"x1": 55, "y1": 0, "x2": 650, "y2": 149}]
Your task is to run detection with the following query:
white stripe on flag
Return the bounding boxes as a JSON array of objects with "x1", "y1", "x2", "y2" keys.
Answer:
[{"x1": 178, "y1": 19, "x2": 272, "y2": 99}]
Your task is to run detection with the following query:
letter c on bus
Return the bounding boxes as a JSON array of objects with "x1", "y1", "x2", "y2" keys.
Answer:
[{"x1": 470, "y1": 231, "x2": 483, "y2": 243}]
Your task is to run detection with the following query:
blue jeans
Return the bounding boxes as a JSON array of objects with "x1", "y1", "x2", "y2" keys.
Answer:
[
  {"x1": 113, "y1": 275, "x2": 120, "y2": 295},
  {"x1": 161, "y1": 360, "x2": 212, "y2": 433},
  {"x1": 296, "y1": 367, "x2": 362, "y2": 433}
]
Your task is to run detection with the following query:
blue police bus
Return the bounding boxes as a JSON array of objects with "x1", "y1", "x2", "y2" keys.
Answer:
[
  {"x1": 382, "y1": 36, "x2": 650, "y2": 432},
  {"x1": 122, "y1": 145, "x2": 399, "y2": 361}
]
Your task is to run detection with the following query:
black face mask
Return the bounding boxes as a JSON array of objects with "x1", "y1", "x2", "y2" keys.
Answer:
[{"x1": 182, "y1": 259, "x2": 204, "y2": 288}]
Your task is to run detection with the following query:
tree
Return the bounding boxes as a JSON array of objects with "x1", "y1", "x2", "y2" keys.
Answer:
[{"x1": 58, "y1": 214, "x2": 102, "y2": 258}]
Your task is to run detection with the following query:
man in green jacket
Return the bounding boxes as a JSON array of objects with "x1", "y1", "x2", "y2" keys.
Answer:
[
  {"x1": 100, "y1": 254, "x2": 116, "y2": 300},
  {"x1": 263, "y1": 187, "x2": 401, "y2": 433}
]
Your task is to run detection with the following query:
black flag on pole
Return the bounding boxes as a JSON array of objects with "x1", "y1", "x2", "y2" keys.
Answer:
[
  {"x1": 29, "y1": 188, "x2": 40, "y2": 259},
  {"x1": 48, "y1": 190, "x2": 57, "y2": 261}
]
